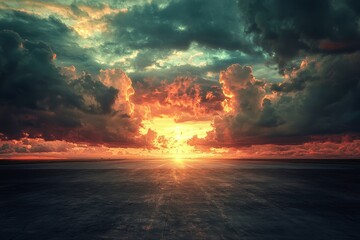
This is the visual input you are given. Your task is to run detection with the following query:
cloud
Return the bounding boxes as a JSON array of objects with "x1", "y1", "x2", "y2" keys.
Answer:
[
  {"x1": 99, "y1": 0, "x2": 266, "y2": 75},
  {"x1": 190, "y1": 54, "x2": 360, "y2": 147},
  {"x1": 234, "y1": 138, "x2": 360, "y2": 158},
  {"x1": 133, "y1": 76, "x2": 225, "y2": 122},
  {"x1": 0, "y1": 30, "x2": 152, "y2": 148},
  {"x1": 271, "y1": 53, "x2": 360, "y2": 135},
  {"x1": 99, "y1": 68, "x2": 135, "y2": 114},
  {"x1": 0, "y1": 138, "x2": 75, "y2": 154},
  {"x1": 0, "y1": 0, "x2": 266, "y2": 83},
  {"x1": 0, "y1": 10, "x2": 101, "y2": 73},
  {"x1": 238, "y1": 0, "x2": 360, "y2": 72},
  {"x1": 109, "y1": 0, "x2": 255, "y2": 52}
]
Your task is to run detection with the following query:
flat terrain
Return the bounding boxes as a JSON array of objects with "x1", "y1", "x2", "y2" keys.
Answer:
[{"x1": 0, "y1": 159, "x2": 359, "y2": 239}]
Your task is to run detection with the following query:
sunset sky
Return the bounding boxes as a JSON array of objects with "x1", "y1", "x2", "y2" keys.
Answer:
[{"x1": 0, "y1": 0, "x2": 359, "y2": 159}]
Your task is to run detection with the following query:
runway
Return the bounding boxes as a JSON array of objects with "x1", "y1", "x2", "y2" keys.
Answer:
[{"x1": 1, "y1": 159, "x2": 359, "y2": 239}]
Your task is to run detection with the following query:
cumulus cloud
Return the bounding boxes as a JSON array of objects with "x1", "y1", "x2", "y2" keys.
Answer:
[
  {"x1": 99, "y1": 69, "x2": 135, "y2": 114},
  {"x1": 190, "y1": 54, "x2": 360, "y2": 147}
]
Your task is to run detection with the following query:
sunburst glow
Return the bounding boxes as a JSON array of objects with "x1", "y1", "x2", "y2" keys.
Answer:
[{"x1": 141, "y1": 117, "x2": 213, "y2": 158}]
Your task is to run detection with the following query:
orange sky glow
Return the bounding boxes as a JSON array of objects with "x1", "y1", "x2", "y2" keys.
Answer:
[{"x1": 1, "y1": 65, "x2": 359, "y2": 160}]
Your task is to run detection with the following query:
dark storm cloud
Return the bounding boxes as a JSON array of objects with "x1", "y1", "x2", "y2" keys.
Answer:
[
  {"x1": 238, "y1": 0, "x2": 360, "y2": 72},
  {"x1": 69, "y1": 74, "x2": 118, "y2": 114},
  {"x1": 0, "y1": 30, "x2": 151, "y2": 148},
  {"x1": 110, "y1": 0, "x2": 255, "y2": 52},
  {"x1": 0, "y1": 30, "x2": 83, "y2": 112},
  {"x1": 271, "y1": 53, "x2": 360, "y2": 135},
  {"x1": 190, "y1": 53, "x2": 360, "y2": 147},
  {"x1": 0, "y1": 10, "x2": 101, "y2": 73}
]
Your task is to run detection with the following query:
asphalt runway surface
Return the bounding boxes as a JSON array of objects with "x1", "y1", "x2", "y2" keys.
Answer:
[{"x1": 1, "y1": 159, "x2": 359, "y2": 239}]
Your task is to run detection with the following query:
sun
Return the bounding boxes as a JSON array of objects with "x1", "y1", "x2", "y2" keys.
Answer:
[{"x1": 140, "y1": 116, "x2": 214, "y2": 159}]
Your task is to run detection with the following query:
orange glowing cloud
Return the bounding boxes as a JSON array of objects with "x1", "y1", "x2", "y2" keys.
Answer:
[
  {"x1": 99, "y1": 69, "x2": 135, "y2": 114},
  {"x1": 133, "y1": 77, "x2": 225, "y2": 122},
  {"x1": 2, "y1": 135, "x2": 359, "y2": 160}
]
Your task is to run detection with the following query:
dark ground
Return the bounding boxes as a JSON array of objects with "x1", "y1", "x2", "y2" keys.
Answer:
[{"x1": 0, "y1": 159, "x2": 359, "y2": 240}]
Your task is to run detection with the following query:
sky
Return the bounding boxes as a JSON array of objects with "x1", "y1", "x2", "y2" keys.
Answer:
[{"x1": 0, "y1": 0, "x2": 359, "y2": 159}]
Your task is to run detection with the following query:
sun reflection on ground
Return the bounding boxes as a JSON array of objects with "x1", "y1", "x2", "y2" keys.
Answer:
[{"x1": 171, "y1": 157, "x2": 185, "y2": 168}]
